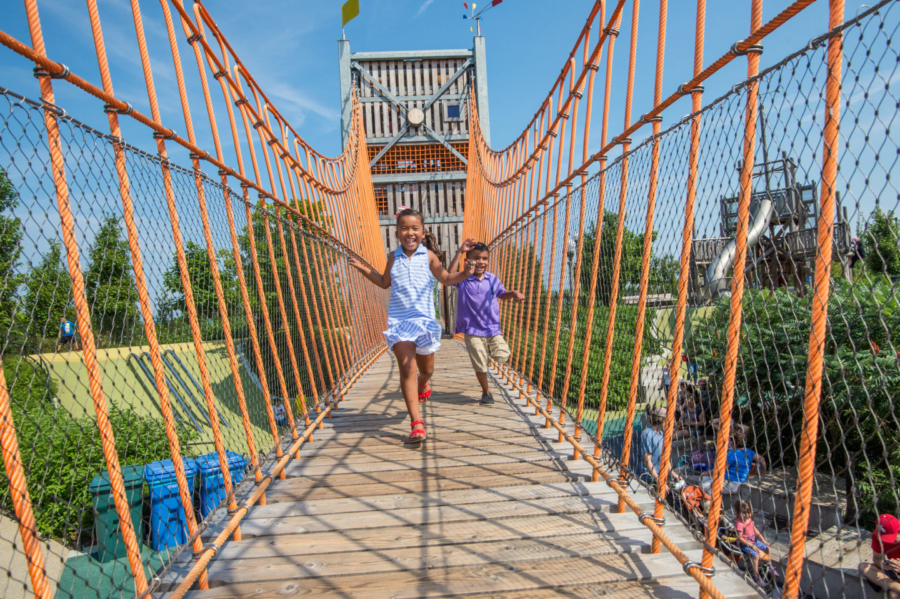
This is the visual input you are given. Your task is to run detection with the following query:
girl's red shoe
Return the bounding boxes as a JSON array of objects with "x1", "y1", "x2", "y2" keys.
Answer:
[{"x1": 408, "y1": 419, "x2": 426, "y2": 443}]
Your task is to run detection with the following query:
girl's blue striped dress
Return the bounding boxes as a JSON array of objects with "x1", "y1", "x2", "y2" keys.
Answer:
[{"x1": 384, "y1": 243, "x2": 441, "y2": 355}]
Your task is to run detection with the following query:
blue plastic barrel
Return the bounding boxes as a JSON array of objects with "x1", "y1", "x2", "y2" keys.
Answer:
[
  {"x1": 144, "y1": 458, "x2": 197, "y2": 551},
  {"x1": 195, "y1": 451, "x2": 247, "y2": 519}
]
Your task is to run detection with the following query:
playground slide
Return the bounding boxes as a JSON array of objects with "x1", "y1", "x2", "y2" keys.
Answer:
[
  {"x1": 705, "y1": 194, "x2": 775, "y2": 298},
  {"x1": 127, "y1": 352, "x2": 203, "y2": 433},
  {"x1": 161, "y1": 350, "x2": 234, "y2": 429}
]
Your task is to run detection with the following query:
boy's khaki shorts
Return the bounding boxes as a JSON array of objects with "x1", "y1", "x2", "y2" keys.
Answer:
[{"x1": 464, "y1": 334, "x2": 511, "y2": 373}]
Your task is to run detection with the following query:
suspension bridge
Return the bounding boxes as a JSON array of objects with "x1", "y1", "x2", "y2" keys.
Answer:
[{"x1": 0, "y1": 0, "x2": 896, "y2": 598}]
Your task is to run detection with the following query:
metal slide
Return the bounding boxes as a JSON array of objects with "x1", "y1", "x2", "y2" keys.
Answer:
[
  {"x1": 127, "y1": 352, "x2": 203, "y2": 433},
  {"x1": 705, "y1": 194, "x2": 775, "y2": 299},
  {"x1": 162, "y1": 349, "x2": 230, "y2": 428}
]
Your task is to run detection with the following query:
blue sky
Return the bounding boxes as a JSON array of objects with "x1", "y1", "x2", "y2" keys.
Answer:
[{"x1": 0, "y1": 0, "x2": 876, "y2": 160}]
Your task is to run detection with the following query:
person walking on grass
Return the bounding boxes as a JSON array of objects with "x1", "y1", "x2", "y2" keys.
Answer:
[
  {"x1": 448, "y1": 241, "x2": 525, "y2": 405},
  {"x1": 349, "y1": 207, "x2": 473, "y2": 443}
]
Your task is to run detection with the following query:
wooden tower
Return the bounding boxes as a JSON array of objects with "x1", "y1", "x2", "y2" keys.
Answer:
[{"x1": 338, "y1": 39, "x2": 491, "y2": 263}]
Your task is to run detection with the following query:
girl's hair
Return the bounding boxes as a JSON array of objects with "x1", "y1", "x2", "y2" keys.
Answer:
[
  {"x1": 731, "y1": 429, "x2": 746, "y2": 449},
  {"x1": 734, "y1": 499, "x2": 753, "y2": 516},
  {"x1": 396, "y1": 207, "x2": 446, "y2": 264}
]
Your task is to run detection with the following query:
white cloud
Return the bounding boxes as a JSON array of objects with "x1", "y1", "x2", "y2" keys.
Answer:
[{"x1": 416, "y1": 0, "x2": 436, "y2": 18}]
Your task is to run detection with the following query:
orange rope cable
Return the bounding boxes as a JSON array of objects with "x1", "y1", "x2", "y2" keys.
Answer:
[
  {"x1": 537, "y1": 201, "x2": 560, "y2": 427},
  {"x1": 167, "y1": 347, "x2": 387, "y2": 599},
  {"x1": 612, "y1": 0, "x2": 642, "y2": 514},
  {"x1": 624, "y1": 0, "x2": 669, "y2": 536},
  {"x1": 172, "y1": 0, "x2": 276, "y2": 509},
  {"x1": 23, "y1": 1, "x2": 149, "y2": 592},
  {"x1": 486, "y1": 0, "x2": 819, "y2": 245},
  {"x1": 588, "y1": 5, "x2": 624, "y2": 482},
  {"x1": 558, "y1": 53, "x2": 590, "y2": 449},
  {"x1": 0, "y1": 362, "x2": 50, "y2": 598},
  {"x1": 652, "y1": 0, "x2": 704, "y2": 555},
  {"x1": 698, "y1": 1, "x2": 764, "y2": 592},
  {"x1": 86, "y1": 0, "x2": 209, "y2": 586},
  {"x1": 781, "y1": 0, "x2": 844, "y2": 594},
  {"x1": 0, "y1": 31, "x2": 369, "y2": 261}
]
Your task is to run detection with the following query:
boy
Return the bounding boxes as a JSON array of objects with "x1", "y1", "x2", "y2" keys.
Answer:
[{"x1": 449, "y1": 240, "x2": 524, "y2": 405}]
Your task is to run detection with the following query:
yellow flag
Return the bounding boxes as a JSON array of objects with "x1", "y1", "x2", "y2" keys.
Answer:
[{"x1": 342, "y1": 0, "x2": 359, "y2": 27}]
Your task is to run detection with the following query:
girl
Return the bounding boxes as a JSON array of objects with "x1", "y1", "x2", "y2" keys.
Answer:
[
  {"x1": 734, "y1": 499, "x2": 770, "y2": 584},
  {"x1": 349, "y1": 207, "x2": 474, "y2": 443}
]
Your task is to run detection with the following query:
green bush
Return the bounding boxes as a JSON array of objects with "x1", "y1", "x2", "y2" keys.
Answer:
[
  {"x1": 0, "y1": 358, "x2": 198, "y2": 546},
  {"x1": 690, "y1": 278, "x2": 900, "y2": 528}
]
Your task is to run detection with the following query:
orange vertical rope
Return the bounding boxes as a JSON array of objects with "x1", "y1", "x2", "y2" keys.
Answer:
[
  {"x1": 601, "y1": 0, "x2": 640, "y2": 513},
  {"x1": 0, "y1": 366, "x2": 50, "y2": 598},
  {"x1": 589, "y1": 6, "x2": 625, "y2": 482},
  {"x1": 699, "y1": 1, "x2": 764, "y2": 591},
  {"x1": 558, "y1": 53, "x2": 590, "y2": 448},
  {"x1": 781, "y1": 0, "x2": 843, "y2": 594},
  {"x1": 86, "y1": 0, "x2": 208, "y2": 585},
  {"x1": 24, "y1": 1, "x2": 149, "y2": 592},
  {"x1": 173, "y1": 1, "x2": 276, "y2": 509},
  {"x1": 153, "y1": 0, "x2": 265, "y2": 508},
  {"x1": 653, "y1": 0, "x2": 704, "y2": 554}
]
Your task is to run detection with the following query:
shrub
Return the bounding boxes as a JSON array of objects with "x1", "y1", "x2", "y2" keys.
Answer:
[{"x1": 0, "y1": 358, "x2": 197, "y2": 546}]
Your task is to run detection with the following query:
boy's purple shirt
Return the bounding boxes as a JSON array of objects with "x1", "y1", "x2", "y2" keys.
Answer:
[{"x1": 455, "y1": 271, "x2": 506, "y2": 337}]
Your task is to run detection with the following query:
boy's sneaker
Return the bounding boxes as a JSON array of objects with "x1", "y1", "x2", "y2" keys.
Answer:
[{"x1": 480, "y1": 392, "x2": 494, "y2": 405}]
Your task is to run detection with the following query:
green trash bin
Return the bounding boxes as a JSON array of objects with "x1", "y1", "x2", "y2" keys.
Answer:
[{"x1": 88, "y1": 465, "x2": 145, "y2": 562}]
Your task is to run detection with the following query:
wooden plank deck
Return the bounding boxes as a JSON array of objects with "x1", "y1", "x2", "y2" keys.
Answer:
[{"x1": 168, "y1": 342, "x2": 759, "y2": 598}]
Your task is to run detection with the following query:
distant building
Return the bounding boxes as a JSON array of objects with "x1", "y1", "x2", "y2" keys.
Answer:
[{"x1": 338, "y1": 38, "x2": 491, "y2": 262}]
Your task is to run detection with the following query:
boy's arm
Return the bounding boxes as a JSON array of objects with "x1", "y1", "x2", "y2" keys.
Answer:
[
  {"x1": 349, "y1": 254, "x2": 393, "y2": 289},
  {"x1": 430, "y1": 251, "x2": 473, "y2": 285},
  {"x1": 499, "y1": 290, "x2": 526, "y2": 302}
]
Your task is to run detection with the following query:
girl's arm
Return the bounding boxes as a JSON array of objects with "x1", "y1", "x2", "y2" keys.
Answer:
[
  {"x1": 349, "y1": 254, "x2": 394, "y2": 289},
  {"x1": 429, "y1": 250, "x2": 473, "y2": 285},
  {"x1": 448, "y1": 238, "x2": 477, "y2": 273},
  {"x1": 499, "y1": 290, "x2": 526, "y2": 302}
]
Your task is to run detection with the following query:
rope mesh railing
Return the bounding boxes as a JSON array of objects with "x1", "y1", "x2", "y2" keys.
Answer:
[
  {"x1": 0, "y1": 0, "x2": 388, "y2": 596},
  {"x1": 464, "y1": 0, "x2": 900, "y2": 596}
]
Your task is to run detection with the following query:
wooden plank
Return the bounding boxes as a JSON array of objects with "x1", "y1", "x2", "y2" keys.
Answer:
[
  {"x1": 262, "y1": 469, "x2": 586, "y2": 503},
  {"x1": 203, "y1": 494, "x2": 648, "y2": 539},
  {"x1": 175, "y1": 550, "x2": 713, "y2": 598},
  {"x1": 184, "y1": 511, "x2": 659, "y2": 561},
  {"x1": 271, "y1": 458, "x2": 594, "y2": 491},
  {"x1": 175, "y1": 531, "x2": 700, "y2": 588},
  {"x1": 242, "y1": 482, "x2": 613, "y2": 519}
]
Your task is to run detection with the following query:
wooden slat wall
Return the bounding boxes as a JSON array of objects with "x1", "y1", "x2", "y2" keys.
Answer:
[
  {"x1": 377, "y1": 182, "x2": 465, "y2": 258},
  {"x1": 358, "y1": 58, "x2": 470, "y2": 139}
]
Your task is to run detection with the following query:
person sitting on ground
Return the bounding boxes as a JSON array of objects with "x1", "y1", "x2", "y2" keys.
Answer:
[
  {"x1": 57, "y1": 316, "x2": 79, "y2": 351},
  {"x1": 711, "y1": 416, "x2": 750, "y2": 439},
  {"x1": 734, "y1": 499, "x2": 770, "y2": 585},
  {"x1": 674, "y1": 389, "x2": 706, "y2": 441},
  {"x1": 859, "y1": 514, "x2": 900, "y2": 598},
  {"x1": 701, "y1": 430, "x2": 766, "y2": 494},
  {"x1": 641, "y1": 406, "x2": 682, "y2": 483}
]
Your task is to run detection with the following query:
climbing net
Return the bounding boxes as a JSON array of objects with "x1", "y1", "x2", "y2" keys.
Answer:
[
  {"x1": 0, "y1": 0, "x2": 387, "y2": 597},
  {"x1": 466, "y1": 0, "x2": 900, "y2": 597}
]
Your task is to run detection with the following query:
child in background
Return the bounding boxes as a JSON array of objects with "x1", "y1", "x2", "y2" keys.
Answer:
[
  {"x1": 349, "y1": 207, "x2": 473, "y2": 443},
  {"x1": 734, "y1": 499, "x2": 770, "y2": 585},
  {"x1": 449, "y1": 241, "x2": 525, "y2": 405}
]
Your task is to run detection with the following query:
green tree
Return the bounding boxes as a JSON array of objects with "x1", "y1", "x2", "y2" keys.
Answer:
[
  {"x1": 579, "y1": 212, "x2": 646, "y2": 307},
  {"x1": 863, "y1": 208, "x2": 900, "y2": 276},
  {"x1": 0, "y1": 169, "x2": 24, "y2": 336},
  {"x1": 162, "y1": 241, "x2": 239, "y2": 327},
  {"x1": 20, "y1": 240, "x2": 72, "y2": 347},
  {"x1": 84, "y1": 216, "x2": 139, "y2": 343}
]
